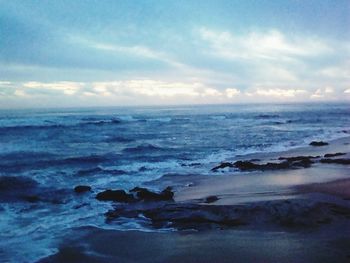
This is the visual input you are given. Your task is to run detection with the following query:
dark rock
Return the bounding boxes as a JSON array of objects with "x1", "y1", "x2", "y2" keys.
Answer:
[
  {"x1": 233, "y1": 161, "x2": 260, "y2": 170},
  {"x1": 0, "y1": 176, "x2": 39, "y2": 202},
  {"x1": 309, "y1": 141, "x2": 329, "y2": 146},
  {"x1": 233, "y1": 161, "x2": 290, "y2": 171},
  {"x1": 0, "y1": 176, "x2": 71, "y2": 204},
  {"x1": 211, "y1": 162, "x2": 234, "y2": 171},
  {"x1": 130, "y1": 187, "x2": 174, "y2": 201},
  {"x1": 104, "y1": 199, "x2": 350, "y2": 231},
  {"x1": 291, "y1": 159, "x2": 313, "y2": 168},
  {"x1": 141, "y1": 203, "x2": 246, "y2": 230},
  {"x1": 205, "y1": 195, "x2": 219, "y2": 203},
  {"x1": 161, "y1": 187, "x2": 174, "y2": 200},
  {"x1": 130, "y1": 187, "x2": 148, "y2": 193},
  {"x1": 216, "y1": 157, "x2": 318, "y2": 172},
  {"x1": 320, "y1": 158, "x2": 350, "y2": 165},
  {"x1": 324, "y1": 153, "x2": 346, "y2": 158},
  {"x1": 278, "y1": 156, "x2": 319, "y2": 162},
  {"x1": 96, "y1": 190, "x2": 135, "y2": 202},
  {"x1": 74, "y1": 185, "x2": 91, "y2": 193}
]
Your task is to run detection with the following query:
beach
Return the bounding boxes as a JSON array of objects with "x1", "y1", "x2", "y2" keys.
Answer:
[{"x1": 39, "y1": 136, "x2": 350, "y2": 263}]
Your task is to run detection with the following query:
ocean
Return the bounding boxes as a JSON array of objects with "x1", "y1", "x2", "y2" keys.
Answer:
[{"x1": 0, "y1": 103, "x2": 349, "y2": 261}]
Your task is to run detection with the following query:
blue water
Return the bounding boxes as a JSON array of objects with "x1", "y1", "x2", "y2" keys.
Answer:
[{"x1": 0, "y1": 103, "x2": 349, "y2": 262}]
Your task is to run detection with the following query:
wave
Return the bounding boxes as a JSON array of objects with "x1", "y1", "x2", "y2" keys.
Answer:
[
  {"x1": 0, "y1": 176, "x2": 38, "y2": 191},
  {"x1": 147, "y1": 117, "x2": 172, "y2": 122},
  {"x1": 76, "y1": 167, "x2": 127, "y2": 176},
  {"x1": 104, "y1": 136, "x2": 134, "y2": 143},
  {"x1": 210, "y1": 115, "x2": 226, "y2": 120},
  {"x1": 81, "y1": 119, "x2": 122, "y2": 125},
  {"x1": 122, "y1": 144, "x2": 169, "y2": 154},
  {"x1": 0, "y1": 117, "x2": 124, "y2": 131},
  {"x1": 255, "y1": 114, "x2": 280, "y2": 119},
  {"x1": 0, "y1": 124, "x2": 66, "y2": 132},
  {"x1": 0, "y1": 154, "x2": 111, "y2": 173},
  {"x1": 0, "y1": 151, "x2": 58, "y2": 161}
]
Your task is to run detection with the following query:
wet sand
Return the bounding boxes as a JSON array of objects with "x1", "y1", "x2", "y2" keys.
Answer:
[
  {"x1": 297, "y1": 178, "x2": 350, "y2": 199},
  {"x1": 39, "y1": 226, "x2": 350, "y2": 263},
  {"x1": 175, "y1": 136, "x2": 350, "y2": 205}
]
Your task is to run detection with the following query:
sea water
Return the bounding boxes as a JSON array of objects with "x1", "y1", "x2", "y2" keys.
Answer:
[{"x1": 0, "y1": 103, "x2": 349, "y2": 261}]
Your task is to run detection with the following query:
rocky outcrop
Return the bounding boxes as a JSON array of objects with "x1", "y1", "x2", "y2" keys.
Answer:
[
  {"x1": 130, "y1": 187, "x2": 174, "y2": 201},
  {"x1": 204, "y1": 195, "x2": 219, "y2": 203},
  {"x1": 104, "y1": 199, "x2": 350, "y2": 231},
  {"x1": 309, "y1": 141, "x2": 329, "y2": 146},
  {"x1": 211, "y1": 162, "x2": 234, "y2": 171},
  {"x1": 320, "y1": 158, "x2": 350, "y2": 165},
  {"x1": 324, "y1": 153, "x2": 346, "y2": 158},
  {"x1": 212, "y1": 155, "x2": 319, "y2": 172},
  {"x1": 96, "y1": 190, "x2": 135, "y2": 202},
  {"x1": 233, "y1": 160, "x2": 291, "y2": 171},
  {"x1": 278, "y1": 156, "x2": 319, "y2": 162},
  {"x1": 96, "y1": 187, "x2": 174, "y2": 203}
]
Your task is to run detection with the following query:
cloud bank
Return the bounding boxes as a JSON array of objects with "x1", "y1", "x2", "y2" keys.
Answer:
[{"x1": 0, "y1": 0, "x2": 349, "y2": 108}]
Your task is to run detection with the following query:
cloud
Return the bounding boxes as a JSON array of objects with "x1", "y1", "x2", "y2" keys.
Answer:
[
  {"x1": 247, "y1": 88, "x2": 307, "y2": 98},
  {"x1": 22, "y1": 81, "x2": 84, "y2": 95},
  {"x1": 225, "y1": 88, "x2": 240, "y2": 98},
  {"x1": 199, "y1": 28, "x2": 331, "y2": 62},
  {"x1": 1, "y1": 79, "x2": 349, "y2": 108},
  {"x1": 90, "y1": 80, "x2": 223, "y2": 98},
  {"x1": 69, "y1": 36, "x2": 186, "y2": 70},
  {"x1": 310, "y1": 86, "x2": 334, "y2": 99},
  {"x1": 318, "y1": 65, "x2": 350, "y2": 80}
]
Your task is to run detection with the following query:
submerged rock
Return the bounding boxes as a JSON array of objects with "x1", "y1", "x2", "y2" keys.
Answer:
[
  {"x1": 0, "y1": 176, "x2": 39, "y2": 202},
  {"x1": 213, "y1": 155, "x2": 320, "y2": 172},
  {"x1": 233, "y1": 160, "x2": 290, "y2": 171},
  {"x1": 0, "y1": 176, "x2": 38, "y2": 191},
  {"x1": 74, "y1": 185, "x2": 91, "y2": 193},
  {"x1": 204, "y1": 195, "x2": 219, "y2": 203},
  {"x1": 211, "y1": 162, "x2": 234, "y2": 171},
  {"x1": 130, "y1": 186, "x2": 174, "y2": 201},
  {"x1": 0, "y1": 176, "x2": 69, "y2": 204},
  {"x1": 96, "y1": 187, "x2": 174, "y2": 203},
  {"x1": 324, "y1": 153, "x2": 346, "y2": 158},
  {"x1": 278, "y1": 156, "x2": 319, "y2": 162},
  {"x1": 104, "y1": 199, "x2": 350, "y2": 231},
  {"x1": 96, "y1": 190, "x2": 135, "y2": 202},
  {"x1": 309, "y1": 141, "x2": 329, "y2": 146},
  {"x1": 320, "y1": 158, "x2": 350, "y2": 165},
  {"x1": 291, "y1": 158, "x2": 313, "y2": 168}
]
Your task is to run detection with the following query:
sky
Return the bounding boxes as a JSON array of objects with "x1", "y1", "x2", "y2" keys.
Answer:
[{"x1": 0, "y1": 0, "x2": 349, "y2": 108}]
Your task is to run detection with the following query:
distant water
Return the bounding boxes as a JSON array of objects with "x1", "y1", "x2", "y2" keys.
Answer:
[{"x1": 0, "y1": 103, "x2": 349, "y2": 262}]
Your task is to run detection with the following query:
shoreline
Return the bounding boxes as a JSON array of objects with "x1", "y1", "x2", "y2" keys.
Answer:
[
  {"x1": 32, "y1": 136, "x2": 350, "y2": 262},
  {"x1": 174, "y1": 136, "x2": 350, "y2": 204}
]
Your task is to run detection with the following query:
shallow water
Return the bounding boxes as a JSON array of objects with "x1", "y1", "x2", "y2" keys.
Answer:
[{"x1": 0, "y1": 103, "x2": 349, "y2": 262}]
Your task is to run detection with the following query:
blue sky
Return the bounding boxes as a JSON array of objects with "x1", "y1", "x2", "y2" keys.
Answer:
[{"x1": 0, "y1": 0, "x2": 349, "y2": 108}]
